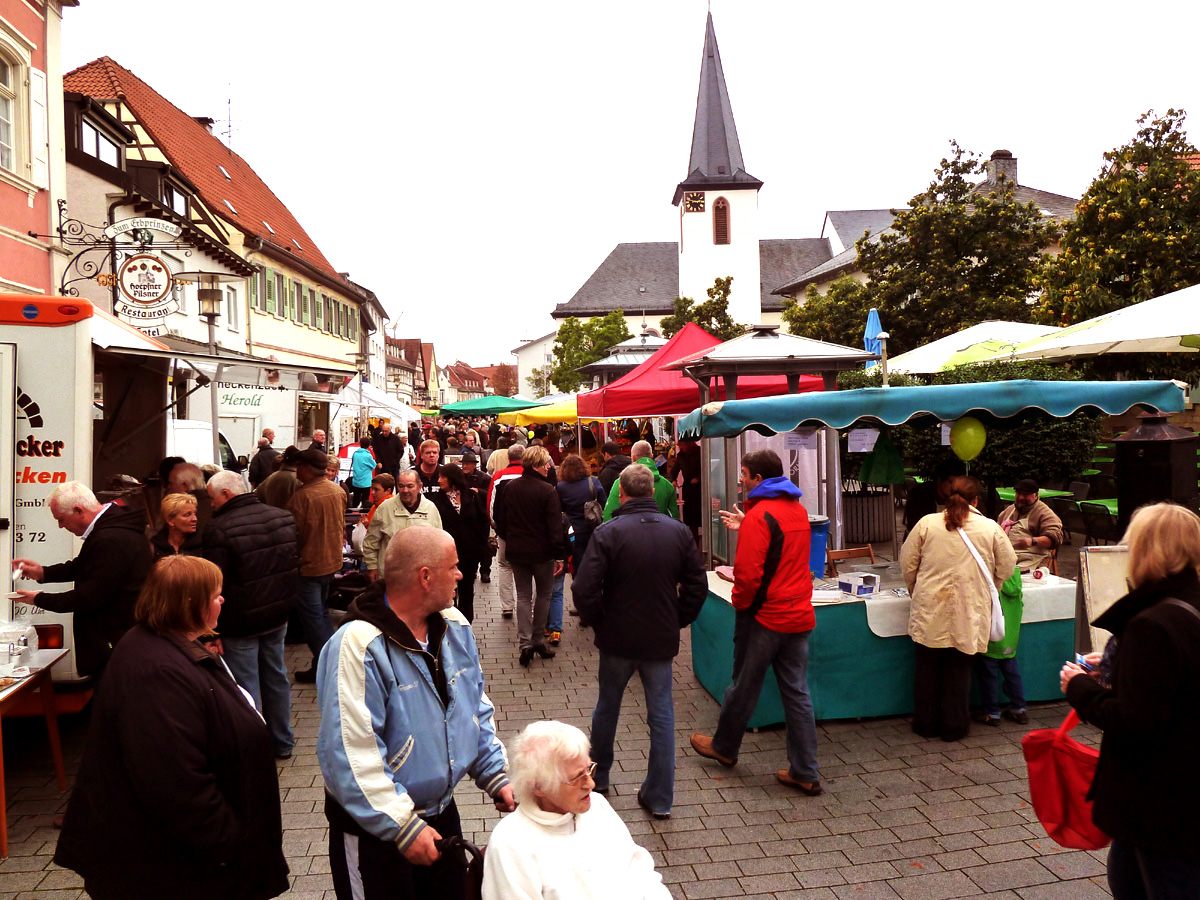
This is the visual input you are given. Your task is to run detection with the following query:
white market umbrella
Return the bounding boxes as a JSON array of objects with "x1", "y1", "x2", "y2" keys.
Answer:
[
  {"x1": 994, "y1": 284, "x2": 1200, "y2": 362},
  {"x1": 889, "y1": 321, "x2": 1061, "y2": 373}
]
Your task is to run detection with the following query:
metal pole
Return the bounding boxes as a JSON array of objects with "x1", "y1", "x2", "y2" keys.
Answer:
[{"x1": 206, "y1": 315, "x2": 221, "y2": 466}]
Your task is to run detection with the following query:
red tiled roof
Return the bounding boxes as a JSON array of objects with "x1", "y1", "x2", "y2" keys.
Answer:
[
  {"x1": 1184, "y1": 153, "x2": 1200, "y2": 171},
  {"x1": 64, "y1": 57, "x2": 345, "y2": 284}
]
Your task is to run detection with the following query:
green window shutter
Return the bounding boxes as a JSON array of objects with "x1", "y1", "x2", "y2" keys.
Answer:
[
  {"x1": 289, "y1": 280, "x2": 298, "y2": 322},
  {"x1": 315, "y1": 292, "x2": 323, "y2": 329},
  {"x1": 327, "y1": 298, "x2": 334, "y2": 333},
  {"x1": 341, "y1": 303, "x2": 348, "y2": 338},
  {"x1": 301, "y1": 286, "x2": 311, "y2": 325},
  {"x1": 265, "y1": 270, "x2": 275, "y2": 314},
  {"x1": 248, "y1": 273, "x2": 257, "y2": 310},
  {"x1": 350, "y1": 309, "x2": 358, "y2": 341}
]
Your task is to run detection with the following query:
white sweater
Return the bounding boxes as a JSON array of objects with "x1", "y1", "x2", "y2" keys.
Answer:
[{"x1": 482, "y1": 793, "x2": 671, "y2": 900}]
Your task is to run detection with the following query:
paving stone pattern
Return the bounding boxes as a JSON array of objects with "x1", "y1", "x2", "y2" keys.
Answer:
[{"x1": 0, "y1": 571, "x2": 1111, "y2": 899}]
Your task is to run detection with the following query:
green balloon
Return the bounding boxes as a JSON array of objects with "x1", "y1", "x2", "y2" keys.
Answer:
[{"x1": 950, "y1": 416, "x2": 986, "y2": 461}]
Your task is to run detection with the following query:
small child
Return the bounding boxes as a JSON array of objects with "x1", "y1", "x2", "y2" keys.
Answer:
[{"x1": 973, "y1": 570, "x2": 1028, "y2": 725}]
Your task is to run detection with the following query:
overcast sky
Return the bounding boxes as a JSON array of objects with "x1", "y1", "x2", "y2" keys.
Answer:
[{"x1": 62, "y1": 0, "x2": 1200, "y2": 368}]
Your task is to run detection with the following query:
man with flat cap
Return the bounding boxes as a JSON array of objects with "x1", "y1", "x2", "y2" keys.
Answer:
[{"x1": 287, "y1": 447, "x2": 348, "y2": 682}]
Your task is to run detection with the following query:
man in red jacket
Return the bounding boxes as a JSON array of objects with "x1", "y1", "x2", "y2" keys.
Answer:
[{"x1": 690, "y1": 449, "x2": 823, "y2": 795}]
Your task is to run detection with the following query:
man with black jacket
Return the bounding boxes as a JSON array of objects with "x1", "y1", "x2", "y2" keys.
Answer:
[
  {"x1": 12, "y1": 481, "x2": 152, "y2": 680},
  {"x1": 596, "y1": 441, "x2": 631, "y2": 494},
  {"x1": 204, "y1": 470, "x2": 301, "y2": 760},
  {"x1": 573, "y1": 464, "x2": 707, "y2": 819},
  {"x1": 372, "y1": 422, "x2": 405, "y2": 482}
]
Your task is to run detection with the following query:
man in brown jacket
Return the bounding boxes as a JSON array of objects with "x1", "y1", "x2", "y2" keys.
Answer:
[
  {"x1": 997, "y1": 478, "x2": 1063, "y2": 572},
  {"x1": 287, "y1": 448, "x2": 348, "y2": 682}
]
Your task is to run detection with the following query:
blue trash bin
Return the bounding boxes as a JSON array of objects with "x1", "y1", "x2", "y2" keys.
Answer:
[{"x1": 809, "y1": 515, "x2": 830, "y2": 576}]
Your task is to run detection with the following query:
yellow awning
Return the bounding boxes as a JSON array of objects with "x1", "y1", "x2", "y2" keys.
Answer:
[{"x1": 497, "y1": 396, "x2": 597, "y2": 426}]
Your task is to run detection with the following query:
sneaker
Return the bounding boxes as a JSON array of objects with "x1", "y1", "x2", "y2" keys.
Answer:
[
  {"x1": 972, "y1": 711, "x2": 1000, "y2": 727},
  {"x1": 480, "y1": 575, "x2": 491, "y2": 583},
  {"x1": 294, "y1": 666, "x2": 317, "y2": 684},
  {"x1": 1002, "y1": 708, "x2": 1029, "y2": 725},
  {"x1": 548, "y1": 630, "x2": 562, "y2": 645},
  {"x1": 501, "y1": 610, "x2": 513, "y2": 619}
]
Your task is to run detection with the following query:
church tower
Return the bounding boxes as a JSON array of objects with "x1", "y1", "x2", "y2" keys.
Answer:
[{"x1": 673, "y1": 13, "x2": 763, "y2": 327}]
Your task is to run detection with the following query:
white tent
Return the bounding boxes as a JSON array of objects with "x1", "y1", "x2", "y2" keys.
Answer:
[
  {"x1": 333, "y1": 380, "x2": 422, "y2": 424},
  {"x1": 987, "y1": 284, "x2": 1200, "y2": 361},
  {"x1": 888, "y1": 321, "x2": 1061, "y2": 373}
]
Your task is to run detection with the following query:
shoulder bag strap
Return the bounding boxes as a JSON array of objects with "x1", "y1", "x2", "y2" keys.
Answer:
[
  {"x1": 1163, "y1": 597, "x2": 1200, "y2": 624},
  {"x1": 957, "y1": 527, "x2": 998, "y2": 594}
]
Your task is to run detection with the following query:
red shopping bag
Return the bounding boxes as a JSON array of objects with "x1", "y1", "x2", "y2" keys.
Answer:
[{"x1": 1021, "y1": 709, "x2": 1110, "y2": 850}]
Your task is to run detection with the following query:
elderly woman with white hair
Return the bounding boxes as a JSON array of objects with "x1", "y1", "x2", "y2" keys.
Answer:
[{"x1": 482, "y1": 721, "x2": 670, "y2": 900}]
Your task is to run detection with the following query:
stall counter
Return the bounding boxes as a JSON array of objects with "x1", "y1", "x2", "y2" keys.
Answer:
[{"x1": 691, "y1": 570, "x2": 1076, "y2": 727}]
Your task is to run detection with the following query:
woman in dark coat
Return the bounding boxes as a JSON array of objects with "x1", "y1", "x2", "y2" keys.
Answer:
[
  {"x1": 1061, "y1": 502, "x2": 1200, "y2": 898},
  {"x1": 437, "y1": 463, "x2": 490, "y2": 622},
  {"x1": 556, "y1": 453, "x2": 604, "y2": 575},
  {"x1": 669, "y1": 440, "x2": 702, "y2": 544},
  {"x1": 150, "y1": 492, "x2": 204, "y2": 560},
  {"x1": 55, "y1": 556, "x2": 288, "y2": 900}
]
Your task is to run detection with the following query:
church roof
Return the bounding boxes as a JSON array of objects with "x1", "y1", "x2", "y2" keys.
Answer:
[
  {"x1": 672, "y1": 14, "x2": 762, "y2": 205},
  {"x1": 552, "y1": 238, "x2": 833, "y2": 319},
  {"x1": 824, "y1": 209, "x2": 897, "y2": 252}
]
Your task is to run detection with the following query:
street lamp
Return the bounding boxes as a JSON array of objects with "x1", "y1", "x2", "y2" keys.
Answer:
[{"x1": 178, "y1": 270, "x2": 241, "y2": 465}]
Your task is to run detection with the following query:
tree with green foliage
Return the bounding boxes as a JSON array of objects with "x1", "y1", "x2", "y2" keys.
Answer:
[
  {"x1": 781, "y1": 276, "x2": 873, "y2": 347},
  {"x1": 1036, "y1": 109, "x2": 1200, "y2": 327},
  {"x1": 491, "y1": 363, "x2": 518, "y2": 397},
  {"x1": 526, "y1": 366, "x2": 553, "y2": 398},
  {"x1": 660, "y1": 276, "x2": 745, "y2": 341},
  {"x1": 847, "y1": 142, "x2": 1060, "y2": 355},
  {"x1": 549, "y1": 311, "x2": 631, "y2": 393}
]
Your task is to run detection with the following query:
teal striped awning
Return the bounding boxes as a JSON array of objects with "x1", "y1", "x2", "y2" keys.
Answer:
[{"x1": 678, "y1": 379, "x2": 1186, "y2": 439}]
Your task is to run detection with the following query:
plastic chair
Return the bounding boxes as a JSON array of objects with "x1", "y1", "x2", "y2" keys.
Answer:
[
  {"x1": 1068, "y1": 481, "x2": 1090, "y2": 501},
  {"x1": 1079, "y1": 502, "x2": 1121, "y2": 545},
  {"x1": 826, "y1": 545, "x2": 877, "y2": 576},
  {"x1": 1049, "y1": 498, "x2": 1088, "y2": 546}
]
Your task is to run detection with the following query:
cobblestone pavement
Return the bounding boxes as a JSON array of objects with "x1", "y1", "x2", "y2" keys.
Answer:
[{"x1": 0, "y1": 568, "x2": 1112, "y2": 899}]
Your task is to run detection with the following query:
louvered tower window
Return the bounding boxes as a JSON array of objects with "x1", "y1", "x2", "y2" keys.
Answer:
[{"x1": 713, "y1": 197, "x2": 730, "y2": 245}]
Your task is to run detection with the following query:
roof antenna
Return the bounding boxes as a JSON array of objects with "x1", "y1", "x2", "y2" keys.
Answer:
[{"x1": 222, "y1": 86, "x2": 233, "y2": 155}]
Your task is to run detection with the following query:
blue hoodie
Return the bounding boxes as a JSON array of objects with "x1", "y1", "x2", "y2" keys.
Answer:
[{"x1": 748, "y1": 476, "x2": 803, "y2": 503}]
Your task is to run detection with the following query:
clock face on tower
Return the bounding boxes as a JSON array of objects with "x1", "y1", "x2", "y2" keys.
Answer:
[{"x1": 684, "y1": 192, "x2": 705, "y2": 213}]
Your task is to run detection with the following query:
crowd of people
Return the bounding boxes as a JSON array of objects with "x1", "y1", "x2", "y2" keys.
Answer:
[{"x1": 10, "y1": 415, "x2": 1196, "y2": 900}]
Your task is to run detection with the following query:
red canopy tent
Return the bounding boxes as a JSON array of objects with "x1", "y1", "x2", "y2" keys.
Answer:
[{"x1": 576, "y1": 322, "x2": 823, "y2": 418}]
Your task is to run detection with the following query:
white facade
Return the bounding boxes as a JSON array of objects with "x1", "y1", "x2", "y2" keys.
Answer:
[
  {"x1": 677, "y1": 187, "x2": 762, "y2": 326},
  {"x1": 512, "y1": 331, "x2": 556, "y2": 397}
]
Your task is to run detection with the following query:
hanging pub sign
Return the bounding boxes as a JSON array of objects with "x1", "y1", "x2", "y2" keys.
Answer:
[{"x1": 105, "y1": 217, "x2": 186, "y2": 337}]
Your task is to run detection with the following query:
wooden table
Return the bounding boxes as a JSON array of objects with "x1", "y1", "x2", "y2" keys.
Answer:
[{"x1": 0, "y1": 649, "x2": 68, "y2": 857}]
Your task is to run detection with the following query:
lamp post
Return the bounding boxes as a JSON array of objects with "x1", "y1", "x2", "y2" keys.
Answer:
[{"x1": 178, "y1": 269, "x2": 240, "y2": 467}]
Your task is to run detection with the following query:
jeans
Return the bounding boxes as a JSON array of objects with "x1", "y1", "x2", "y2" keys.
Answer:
[
  {"x1": 222, "y1": 626, "x2": 294, "y2": 757},
  {"x1": 547, "y1": 570, "x2": 565, "y2": 632},
  {"x1": 1108, "y1": 838, "x2": 1200, "y2": 900},
  {"x1": 590, "y1": 654, "x2": 675, "y2": 814},
  {"x1": 712, "y1": 612, "x2": 820, "y2": 783},
  {"x1": 975, "y1": 654, "x2": 1027, "y2": 718},
  {"x1": 296, "y1": 574, "x2": 335, "y2": 661},
  {"x1": 511, "y1": 559, "x2": 553, "y2": 651},
  {"x1": 496, "y1": 537, "x2": 515, "y2": 613}
]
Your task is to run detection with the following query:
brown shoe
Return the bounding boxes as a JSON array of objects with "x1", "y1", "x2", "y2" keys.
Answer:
[
  {"x1": 776, "y1": 770, "x2": 823, "y2": 795},
  {"x1": 690, "y1": 733, "x2": 736, "y2": 767}
]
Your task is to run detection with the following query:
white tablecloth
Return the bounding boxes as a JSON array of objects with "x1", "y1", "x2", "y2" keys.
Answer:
[{"x1": 705, "y1": 569, "x2": 1076, "y2": 639}]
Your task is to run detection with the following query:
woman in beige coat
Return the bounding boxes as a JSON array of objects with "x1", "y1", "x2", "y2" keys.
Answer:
[{"x1": 900, "y1": 476, "x2": 1016, "y2": 741}]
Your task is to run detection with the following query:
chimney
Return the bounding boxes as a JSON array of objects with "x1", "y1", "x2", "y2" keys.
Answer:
[
  {"x1": 987, "y1": 149, "x2": 1018, "y2": 186},
  {"x1": 192, "y1": 116, "x2": 215, "y2": 133}
]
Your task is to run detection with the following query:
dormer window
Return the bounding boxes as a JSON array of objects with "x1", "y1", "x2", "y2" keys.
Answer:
[
  {"x1": 218, "y1": 164, "x2": 230, "y2": 180},
  {"x1": 81, "y1": 118, "x2": 122, "y2": 168},
  {"x1": 223, "y1": 198, "x2": 238, "y2": 215},
  {"x1": 262, "y1": 220, "x2": 275, "y2": 234},
  {"x1": 163, "y1": 181, "x2": 188, "y2": 217},
  {"x1": 292, "y1": 238, "x2": 303, "y2": 251}
]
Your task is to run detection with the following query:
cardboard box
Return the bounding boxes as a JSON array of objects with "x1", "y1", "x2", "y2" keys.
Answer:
[{"x1": 838, "y1": 572, "x2": 880, "y2": 599}]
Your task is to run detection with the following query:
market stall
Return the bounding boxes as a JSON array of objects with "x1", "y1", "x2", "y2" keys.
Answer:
[{"x1": 679, "y1": 378, "x2": 1187, "y2": 723}]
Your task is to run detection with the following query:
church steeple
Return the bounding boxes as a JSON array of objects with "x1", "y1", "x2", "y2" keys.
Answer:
[{"x1": 672, "y1": 13, "x2": 763, "y2": 205}]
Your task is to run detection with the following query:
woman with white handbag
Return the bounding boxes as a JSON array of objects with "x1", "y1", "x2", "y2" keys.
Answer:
[{"x1": 901, "y1": 475, "x2": 1016, "y2": 742}]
